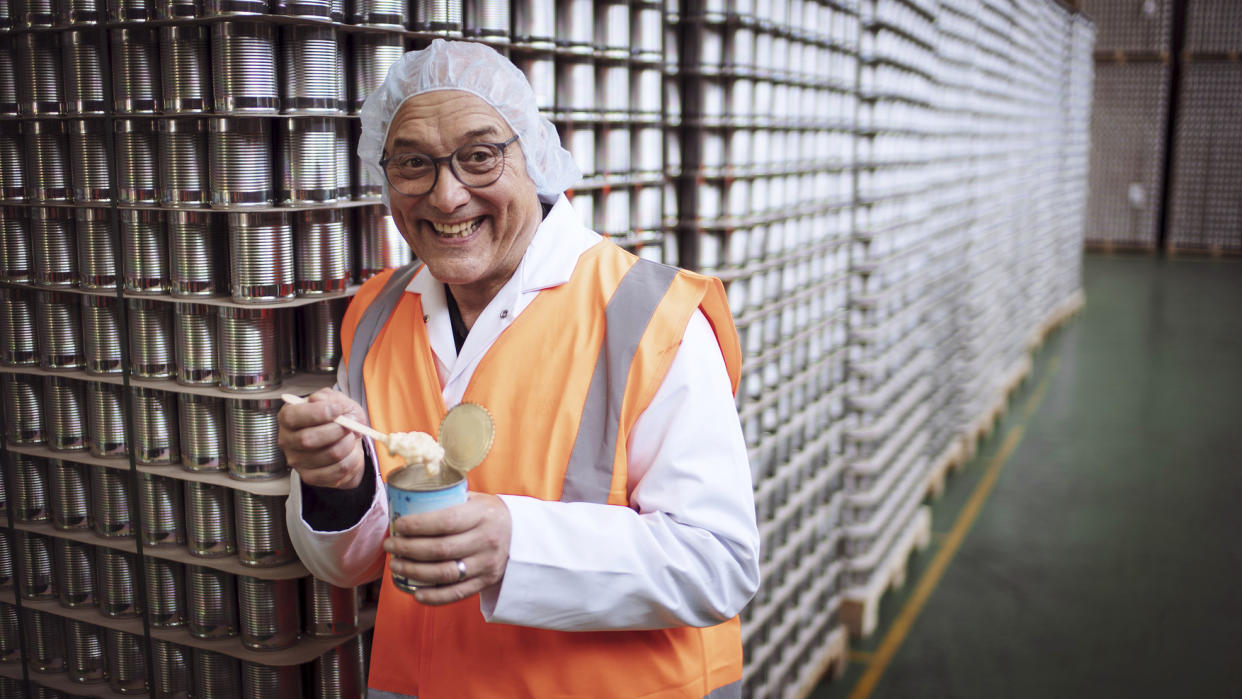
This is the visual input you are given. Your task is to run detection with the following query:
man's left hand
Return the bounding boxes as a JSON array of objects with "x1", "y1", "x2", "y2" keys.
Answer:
[{"x1": 382, "y1": 492, "x2": 512, "y2": 605}]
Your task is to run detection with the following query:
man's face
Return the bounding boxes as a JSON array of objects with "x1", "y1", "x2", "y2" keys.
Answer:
[{"x1": 384, "y1": 90, "x2": 542, "y2": 297}]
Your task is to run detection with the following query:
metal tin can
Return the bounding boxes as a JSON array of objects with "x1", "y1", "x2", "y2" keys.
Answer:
[
  {"x1": 53, "y1": 536, "x2": 95, "y2": 607},
  {"x1": 161, "y1": 25, "x2": 211, "y2": 112},
  {"x1": 243, "y1": 661, "x2": 304, "y2": 696},
  {"x1": 43, "y1": 375, "x2": 86, "y2": 451},
  {"x1": 300, "y1": 298, "x2": 345, "y2": 373},
  {"x1": 0, "y1": 124, "x2": 23, "y2": 199},
  {"x1": 144, "y1": 557, "x2": 186, "y2": 628},
  {"x1": 226, "y1": 397, "x2": 286, "y2": 479},
  {"x1": 109, "y1": 0, "x2": 154, "y2": 21},
  {"x1": 152, "y1": 639, "x2": 194, "y2": 697},
  {"x1": 210, "y1": 116, "x2": 274, "y2": 204},
  {"x1": 139, "y1": 471, "x2": 185, "y2": 546},
  {"x1": 412, "y1": 0, "x2": 461, "y2": 33},
  {"x1": 17, "y1": 531, "x2": 55, "y2": 599},
  {"x1": 349, "y1": 0, "x2": 404, "y2": 28},
  {"x1": 1, "y1": 373, "x2": 41, "y2": 443},
  {"x1": 48, "y1": 459, "x2": 91, "y2": 531},
  {"x1": 335, "y1": 118, "x2": 352, "y2": 199},
  {"x1": 357, "y1": 206, "x2": 411, "y2": 279},
  {"x1": 174, "y1": 302, "x2": 218, "y2": 384},
  {"x1": 23, "y1": 608, "x2": 66, "y2": 673},
  {"x1": 128, "y1": 297, "x2": 175, "y2": 378},
  {"x1": 111, "y1": 27, "x2": 160, "y2": 113},
  {"x1": 351, "y1": 33, "x2": 404, "y2": 111},
  {"x1": 228, "y1": 211, "x2": 293, "y2": 301},
  {"x1": 205, "y1": 0, "x2": 268, "y2": 14},
  {"x1": 466, "y1": 0, "x2": 508, "y2": 40},
  {"x1": 169, "y1": 210, "x2": 224, "y2": 296},
  {"x1": 122, "y1": 209, "x2": 170, "y2": 294},
  {"x1": 234, "y1": 489, "x2": 295, "y2": 567},
  {"x1": 186, "y1": 566, "x2": 238, "y2": 638},
  {"x1": 87, "y1": 380, "x2": 127, "y2": 457},
  {"x1": 513, "y1": 0, "x2": 553, "y2": 46},
  {"x1": 0, "y1": 286, "x2": 36, "y2": 365},
  {"x1": 75, "y1": 209, "x2": 117, "y2": 287},
  {"x1": 8, "y1": 452, "x2": 48, "y2": 522},
  {"x1": 159, "y1": 118, "x2": 210, "y2": 207},
  {"x1": 21, "y1": 0, "x2": 54, "y2": 25},
  {"x1": 211, "y1": 22, "x2": 278, "y2": 112},
  {"x1": 133, "y1": 388, "x2": 181, "y2": 466},
  {"x1": 275, "y1": 0, "x2": 329, "y2": 18},
  {"x1": 29, "y1": 206, "x2": 75, "y2": 286},
  {"x1": 91, "y1": 464, "x2": 132, "y2": 537},
  {"x1": 193, "y1": 648, "x2": 241, "y2": 696},
  {"x1": 64, "y1": 619, "x2": 106, "y2": 683},
  {"x1": 179, "y1": 392, "x2": 226, "y2": 471},
  {"x1": 184, "y1": 480, "x2": 236, "y2": 556},
  {"x1": 17, "y1": 32, "x2": 63, "y2": 115},
  {"x1": 0, "y1": 532, "x2": 11, "y2": 589},
  {"x1": 281, "y1": 25, "x2": 339, "y2": 113},
  {"x1": 295, "y1": 208, "x2": 348, "y2": 293},
  {"x1": 96, "y1": 546, "x2": 139, "y2": 618},
  {"x1": 279, "y1": 117, "x2": 338, "y2": 203},
  {"x1": 0, "y1": 603, "x2": 20, "y2": 663},
  {"x1": 0, "y1": 42, "x2": 14, "y2": 116},
  {"x1": 115, "y1": 118, "x2": 159, "y2": 203},
  {"x1": 53, "y1": 537, "x2": 95, "y2": 607},
  {"x1": 105, "y1": 629, "x2": 148, "y2": 694},
  {"x1": 305, "y1": 577, "x2": 358, "y2": 636},
  {"x1": 237, "y1": 575, "x2": 300, "y2": 649},
  {"x1": 218, "y1": 306, "x2": 280, "y2": 391},
  {"x1": 60, "y1": 0, "x2": 104, "y2": 22},
  {"x1": 62, "y1": 30, "x2": 106, "y2": 114},
  {"x1": 22, "y1": 119, "x2": 70, "y2": 201},
  {"x1": 82, "y1": 294, "x2": 123, "y2": 374},
  {"x1": 36, "y1": 289, "x2": 84, "y2": 370},
  {"x1": 312, "y1": 635, "x2": 365, "y2": 698},
  {"x1": 386, "y1": 465, "x2": 467, "y2": 593}
]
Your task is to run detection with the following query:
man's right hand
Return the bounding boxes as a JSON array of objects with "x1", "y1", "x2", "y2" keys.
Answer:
[{"x1": 277, "y1": 388, "x2": 369, "y2": 490}]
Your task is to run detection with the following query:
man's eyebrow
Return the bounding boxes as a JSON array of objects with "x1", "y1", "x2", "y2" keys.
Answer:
[{"x1": 389, "y1": 126, "x2": 503, "y2": 154}]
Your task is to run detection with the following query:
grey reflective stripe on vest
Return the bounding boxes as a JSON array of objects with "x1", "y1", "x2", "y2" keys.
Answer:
[
  {"x1": 346, "y1": 264, "x2": 421, "y2": 420},
  {"x1": 706, "y1": 680, "x2": 741, "y2": 699},
  {"x1": 368, "y1": 680, "x2": 739, "y2": 699},
  {"x1": 561, "y1": 259, "x2": 679, "y2": 504}
]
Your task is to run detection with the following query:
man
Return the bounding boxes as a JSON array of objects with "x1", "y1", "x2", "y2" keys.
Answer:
[{"x1": 278, "y1": 39, "x2": 759, "y2": 698}]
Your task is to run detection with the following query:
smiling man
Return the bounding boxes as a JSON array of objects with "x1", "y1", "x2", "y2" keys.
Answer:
[{"x1": 277, "y1": 39, "x2": 760, "y2": 699}]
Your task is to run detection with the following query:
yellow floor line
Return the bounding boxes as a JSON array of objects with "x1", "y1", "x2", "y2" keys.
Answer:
[{"x1": 846, "y1": 356, "x2": 1059, "y2": 699}]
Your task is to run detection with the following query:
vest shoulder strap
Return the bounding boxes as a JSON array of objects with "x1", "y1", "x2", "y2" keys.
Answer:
[{"x1": 345, "y1": 263, "x2": 421, "y2": 419}]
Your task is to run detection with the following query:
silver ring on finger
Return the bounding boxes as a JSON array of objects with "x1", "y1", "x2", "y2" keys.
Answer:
[{"x1": 455, "y1": 559, "x2": 467, "y2": 582}]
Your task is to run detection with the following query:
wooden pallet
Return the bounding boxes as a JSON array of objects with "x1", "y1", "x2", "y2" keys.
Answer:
[
  {"x1": 1029, "y1": 291, "x2": 1086, "y2": 351},
  {"x1": 924, "y1": 435, "x2": 967, "y2": 501},
  {"x1": 1168, "y1": 244, "x2": 1242, "y2": 259},
  {"x1": 840, "y1": 506, "x2": 933, "y2": 639},
  {"x1": 793, "y1": 625, "x2": 850, "y2": 699}
]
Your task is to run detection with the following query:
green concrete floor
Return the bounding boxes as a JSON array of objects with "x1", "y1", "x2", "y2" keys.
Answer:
[{"x1": 811, "y1": 253, "x2": 1242, "y2": 699}]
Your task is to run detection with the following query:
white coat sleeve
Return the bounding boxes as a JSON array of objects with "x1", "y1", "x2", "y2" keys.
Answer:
[
  {"x1": 285, "y1": 439, "x2": 390, "y2": 588},
  {"x1": 479, "y1": 310, "x2": 761, "y2": 631}
]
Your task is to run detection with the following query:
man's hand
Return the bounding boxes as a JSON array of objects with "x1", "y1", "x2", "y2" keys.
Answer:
[
  {"x1": 276, "y1": 388, "x2": 369, "y2": 489},
  {"x1": 383, "y1": 492, "x2": 512, "y2": 605}
]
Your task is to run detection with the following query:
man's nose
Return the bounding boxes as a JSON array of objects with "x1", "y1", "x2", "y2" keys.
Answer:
[{"x1": 426, "y1": 162, "x2": 470, "y2": 212}]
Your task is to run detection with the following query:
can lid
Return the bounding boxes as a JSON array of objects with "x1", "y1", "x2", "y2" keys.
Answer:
[{"x1": 438, "y1": 402, "x2": 494, "y2": 473}]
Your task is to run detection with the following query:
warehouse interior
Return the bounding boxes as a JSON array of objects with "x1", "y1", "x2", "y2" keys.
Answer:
[{"x1": 0, "y1": 0, "x2": 1238, "y2": 697}]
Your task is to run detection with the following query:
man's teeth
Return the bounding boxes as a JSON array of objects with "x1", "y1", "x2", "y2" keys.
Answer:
[{"x1": 431, "y1": 219, "x2": 478, "y2": 237}]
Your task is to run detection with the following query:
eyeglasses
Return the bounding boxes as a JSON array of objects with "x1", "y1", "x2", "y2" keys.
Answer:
[{"x1": 380, "y1": 134, "x2": 520, "y2": 197}]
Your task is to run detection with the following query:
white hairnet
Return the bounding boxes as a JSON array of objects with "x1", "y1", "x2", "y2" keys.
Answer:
[{"x1": 357, "y1": 39, "x2": 580, "y2": 206}]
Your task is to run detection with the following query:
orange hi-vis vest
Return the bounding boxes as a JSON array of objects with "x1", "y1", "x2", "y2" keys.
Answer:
[{"x1": 339, "y1": 240, "x2": 745, "y2": 698}]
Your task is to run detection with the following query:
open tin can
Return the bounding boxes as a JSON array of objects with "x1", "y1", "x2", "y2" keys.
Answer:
[{"x1": 385, "y1": 465, "x2": 465, "y2": 593}]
